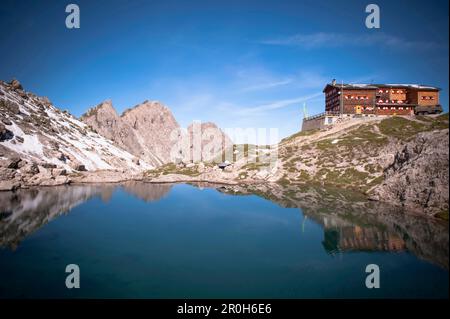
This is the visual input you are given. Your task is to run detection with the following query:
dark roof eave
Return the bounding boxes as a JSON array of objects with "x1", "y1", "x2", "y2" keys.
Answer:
[{"x1": 323, "y1": 83, "x2": 441, "y2": 91}]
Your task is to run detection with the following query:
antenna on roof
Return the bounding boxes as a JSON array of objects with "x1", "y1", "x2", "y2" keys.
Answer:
[
  {"x1": 340, "y1": 80, "x2": 344, "y2": 115},
  {"x1": 303, "y1": 102, "x2": 309, "y2": 119}
]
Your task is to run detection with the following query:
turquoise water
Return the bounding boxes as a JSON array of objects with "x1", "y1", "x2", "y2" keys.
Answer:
[{"x1": 0, "y1": 182, "x2": 448, "y2": 298}]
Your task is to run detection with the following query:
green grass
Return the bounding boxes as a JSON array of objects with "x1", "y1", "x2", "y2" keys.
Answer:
[
  {"x1": 435, "y1": 210, "x2": 449, "y2": 221},
  {"x1": 378, "y1": 116, "x2": 449, "y2": 140},
  {"x1": 298, "y1": 169, "x2": 311, "y2": 181},
  {"x1": 146, "y1": 163, "x2": 201, "y2": 177},
  {"x1": 230, "y1": 144, "x2": 272, "y2": 162},
  {"x1": 364, "y1": 163, "x2": 382, "y2": 174},
  {"x1": 281, "y1": 129, "x2": 319, "y2": 143},
  {"x1": 429, "y1": 113, "x2": 449, "y2": 130},
  {"x1": 277, "y1": 174, "x2": 291, "y2": 187},
  {"x1": 311, "y1": 167, "x2": 373, "y2": 190},
  {"x1": 241, "y1": 161, "x2": 270, "y2": 171}
]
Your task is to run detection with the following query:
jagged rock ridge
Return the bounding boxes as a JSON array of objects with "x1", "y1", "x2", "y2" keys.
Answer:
[
  {"x1": 81, "y1": 101, "x2": 233, "y2": 166},
  {"x1": 0, "y1": 79, "x2": 152, "y2": 190}
]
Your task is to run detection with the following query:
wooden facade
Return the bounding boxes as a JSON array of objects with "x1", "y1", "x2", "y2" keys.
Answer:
[{"x1": 323, "y1": 82, "x2": 442, "y2": 116}]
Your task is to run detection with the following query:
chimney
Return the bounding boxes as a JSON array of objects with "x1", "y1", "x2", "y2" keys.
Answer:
[{"x1": 332, "y1": 79, "x2": 336, "y2": 86}]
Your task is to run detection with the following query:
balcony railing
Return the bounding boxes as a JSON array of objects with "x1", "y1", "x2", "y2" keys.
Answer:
[{"x1": 303, "y1": 111, "x2": 341, "y2": 121}]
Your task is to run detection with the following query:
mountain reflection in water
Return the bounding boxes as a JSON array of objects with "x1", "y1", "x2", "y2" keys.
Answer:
[
  {"x1": 1, "y1": 182, "x2": 447, "y2": 270},
  {"x1": 0, "y1": 182, "x2": 172, "y2": 250}
]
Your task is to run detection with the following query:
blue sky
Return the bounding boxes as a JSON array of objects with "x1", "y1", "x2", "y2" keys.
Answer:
[{"x1": 0, "y1": 0, "x2": 448, "y2": 140}]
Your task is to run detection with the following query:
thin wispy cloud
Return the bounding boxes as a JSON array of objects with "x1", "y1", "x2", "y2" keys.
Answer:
[
  {"x1": 241, "y1": 78, "x2": 293, "y2": 92},
  {"x1": 236, "y1": 92, "x2": 323, "y2": 116},
  {"x1": 260, "y1": 32, "x2": 442, "y2": 50}
]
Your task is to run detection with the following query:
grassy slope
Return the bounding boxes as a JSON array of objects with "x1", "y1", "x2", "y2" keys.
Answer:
[
  {"x1": 143, "y1": 114, "x2": 449, "y2": 196},
  {"x1": 277, "y1": 114, "x2": 449, "y2": 193}
]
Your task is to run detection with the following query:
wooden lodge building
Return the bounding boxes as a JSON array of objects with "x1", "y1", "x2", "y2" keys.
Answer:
[
  {"x1": 302, "y1": 79, "x2": 443, "y2": 131},
  {"x1": 324, "y1": 80, "x2": 442, "y2": 116}
]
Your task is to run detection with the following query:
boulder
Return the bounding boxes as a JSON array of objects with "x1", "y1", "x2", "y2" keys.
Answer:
[
  {"x1": 9, "y1": 79, "x2": 23, "y2": 91},
  {"x1": 4, "y1": 157, "x2": 21, "y2": 169},
  {"x1": 40, "y1": 97, "x2": 51, "y2": 106},
  {"x1": 255, "y1": 170, "x2": 269, "y2": 179},
  {"x1": 0, "y1": 127, "x2": 14, "y2": 141},
  {"x1": 15, "y1": 136, "x2": 24, "y2": 143},
  {"x1": 51, "y1": 168, "x2": 67, "y2": 177},
  {"x1": 26, "y1": 168, "x2": 54, "y2": 186},
  {"x1": 3, "y1": 100, "x2": 20, "y2": 114},
  {"x1": 0, "y1": 167, "x2": 16, "y2": 180},
  {"x1": 56, "y1": 152, "x2": 67, "y2": 162},
  {"x1": 198, "y1": 162, "x2": 205, "y2": 173},
  {"x1": 22, "y1": 163, "x2": 39, "y2": 175},
  {"x1": 39, "y1": 176, "x2": 70, "y2": 186},
  {"x1": 55, "y1": 175, "x2": 70, "y2": 184},
  {"x1": 73, "y1": 164, "x2": 87, "y2": 171},
  {"x1": 17, "y1": 159, "x2": 26, "y2": 168},
  {"x1": 1, "y1": 118, "x2": 12, "y2": 125},
  {"x1": 35, "y1": 166, "x2": 53, "y2": 178},
  {"x1": 40, "y1": 163, "x2": 57, "y2": 169},
  {"x1": 0, "y1": 180, "x2": 21, "y2": 191}
]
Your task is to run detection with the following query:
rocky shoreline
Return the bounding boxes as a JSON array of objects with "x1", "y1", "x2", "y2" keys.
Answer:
[{"x1": 1, "y1": 160, "x2": 448, "y2": 221}]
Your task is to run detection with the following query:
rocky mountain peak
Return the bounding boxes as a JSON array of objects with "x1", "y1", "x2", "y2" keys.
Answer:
[
  {"x1": 0, "y1": 79, "x2": 149, "y2": 191},
  {"x1": 81, "y1": 99, "x2": 182, "y2": 167},
  {"x1": 121, "y1": 100, "x2": 170, "y2": 118},
  {"x1": 185, "y1": 121, "x2": 233, "y2": 162},
  {"x1": 81, "y1": 99, "x2": 117, "y2": 120},
  {"x1": 80, "y1": 97, "x2": 233, "y2": 166}
]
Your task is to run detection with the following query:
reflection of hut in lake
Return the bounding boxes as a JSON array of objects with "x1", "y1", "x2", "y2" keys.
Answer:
[{"x1": 322, "y1": 225, "x2": 406, "y2": 254}]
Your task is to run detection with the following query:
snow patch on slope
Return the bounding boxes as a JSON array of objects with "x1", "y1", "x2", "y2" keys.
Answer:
[{"x1": 0, "y1": 81, "x2": 154, "y2": 172}]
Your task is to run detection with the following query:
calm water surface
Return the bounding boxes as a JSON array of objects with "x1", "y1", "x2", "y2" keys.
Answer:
[{"x1": 0, "y1": 182, "x2": 448, "y2": 298}]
